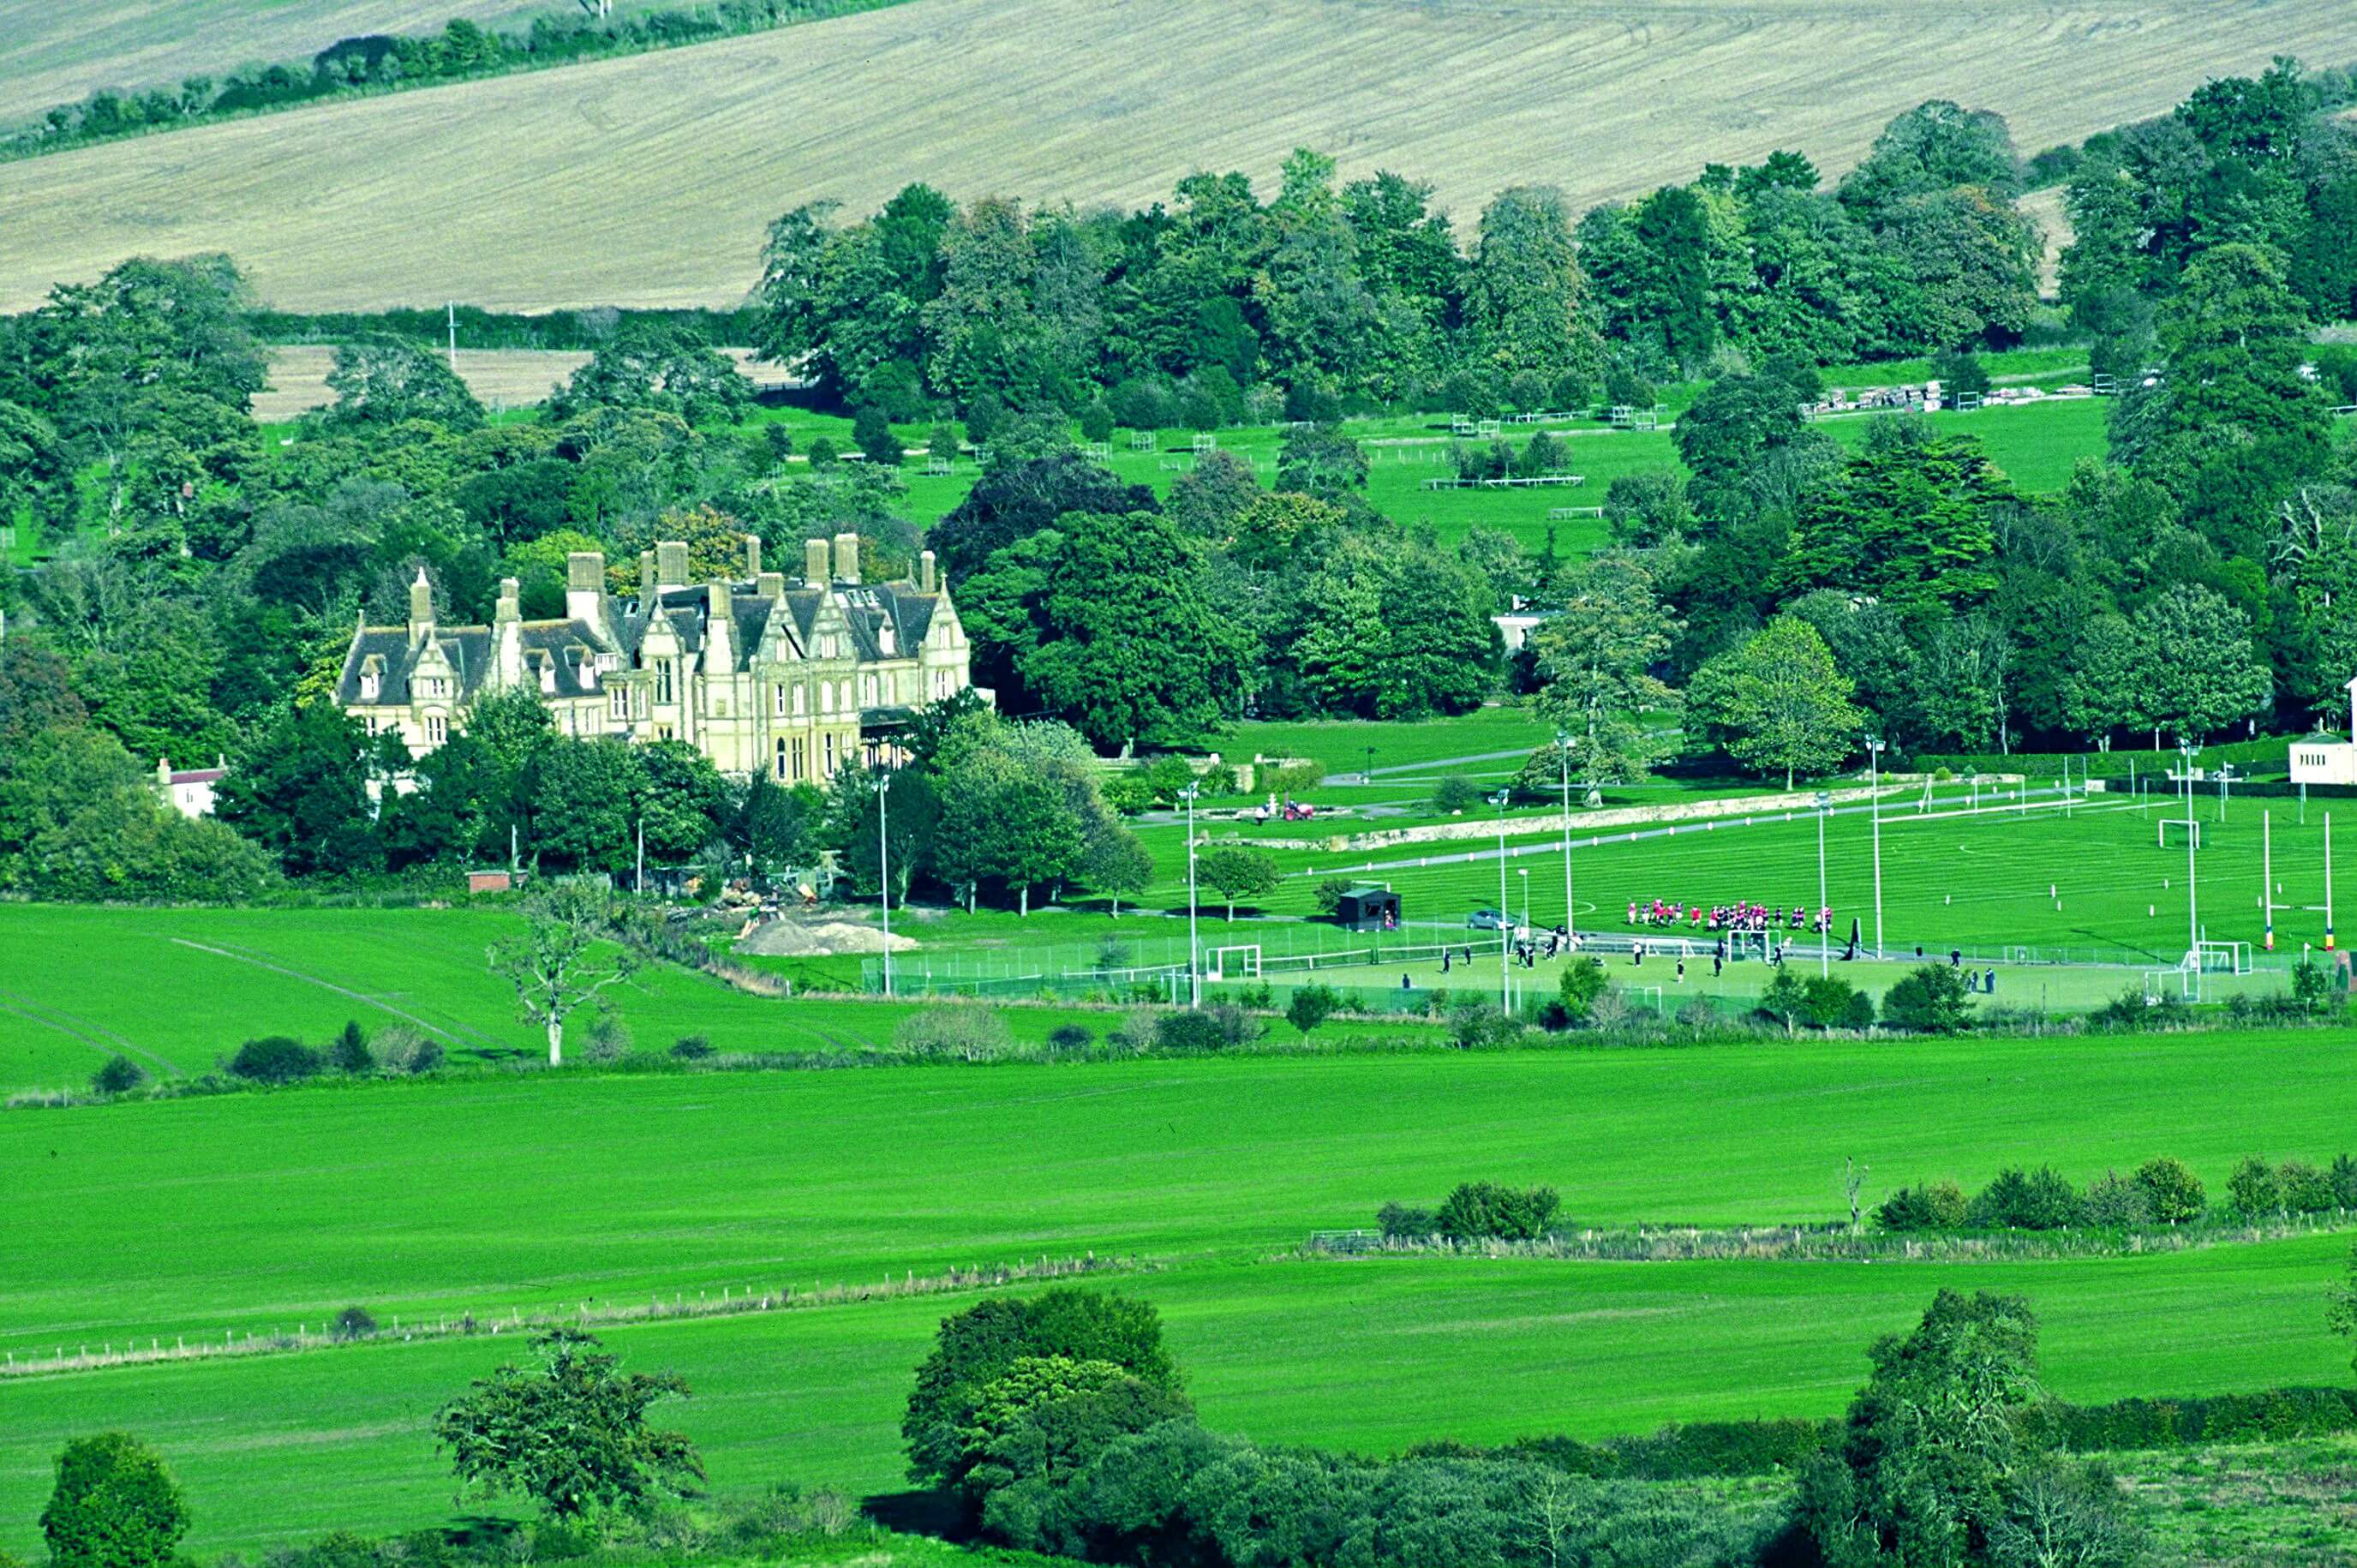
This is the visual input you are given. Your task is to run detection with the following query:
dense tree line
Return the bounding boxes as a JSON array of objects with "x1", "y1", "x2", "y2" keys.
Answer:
[
  {"x1": 901, "y1": 1285, "x2": 2143, "y2": 1568},
  {"x1": 755, "y1": 106, "x2": 2056, "y2": 433},
  {"x1": 0, "y1": 3, "x2": 903, "y2": 161}
]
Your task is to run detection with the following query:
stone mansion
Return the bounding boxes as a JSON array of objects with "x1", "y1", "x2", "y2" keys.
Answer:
[{"x1": 334, "y1": 533, "x2": 976, "y2": 783}]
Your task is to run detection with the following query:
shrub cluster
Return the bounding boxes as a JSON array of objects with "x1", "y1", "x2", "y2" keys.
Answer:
[
  {"x1": 1877, "y1": 1154, "x2": 2357, "y2": 1233},
  {"x1": 212, "y1": 1020, "x2": 444, "y2": 1087},
  {"x1": 1379, "y1": 1181, "x2": 1561, "y2": 1242}
]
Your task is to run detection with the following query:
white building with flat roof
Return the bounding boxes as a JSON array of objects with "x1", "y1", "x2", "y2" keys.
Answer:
[{"x1": 2289, "y1": 675, "x2": 2357, "y2": 786}]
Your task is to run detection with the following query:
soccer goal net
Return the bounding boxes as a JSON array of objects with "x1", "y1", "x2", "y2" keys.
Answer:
[
  {"x1": 1205, "y1": 945, "x2": 1261, "y2": 981},
  {"x1": 2157, "y1": 818, "x2": 2202, "y2": 849},
  {"x1": 2142, "y1": 967, "x2": 2195, "y2": 1003},
  {"x1": 2193, "y1": 940, "x2": 2253, "y2": 975}
]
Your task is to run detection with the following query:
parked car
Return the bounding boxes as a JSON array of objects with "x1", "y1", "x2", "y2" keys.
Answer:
[{"x1": 1467, "y1": 908, "x2": 1506, "y2": 931}]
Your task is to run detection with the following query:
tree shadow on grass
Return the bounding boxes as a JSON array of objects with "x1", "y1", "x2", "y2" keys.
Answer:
[{"x1": 862, "y1": 1487, "x2": 966, "y2": 1540}]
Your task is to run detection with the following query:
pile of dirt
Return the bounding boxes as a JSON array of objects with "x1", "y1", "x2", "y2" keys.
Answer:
[{"x1": 734, "y1": 918, "x2": 917, "y2": 956}]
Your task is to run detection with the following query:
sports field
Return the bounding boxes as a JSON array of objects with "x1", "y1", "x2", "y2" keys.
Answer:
[
  {"x1": 1208, "y1": 787, "x2": 2344, "y2": 962},
  {"x1": 4, "y1": 0, "x2": 2345, "y2": 311},
  {"x1": 4, "y1": 1029, "x2": 2354, "y2": 1550}
]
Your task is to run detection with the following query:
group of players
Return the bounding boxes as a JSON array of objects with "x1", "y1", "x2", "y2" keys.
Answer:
[{"x1": 1625, "y1": 899, "x2": 1836, "y2": 936}]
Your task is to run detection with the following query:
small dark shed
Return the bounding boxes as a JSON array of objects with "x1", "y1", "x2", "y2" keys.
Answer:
[{"x1": 1336, "y1": 886, "x2": 1399, "y2": 932}]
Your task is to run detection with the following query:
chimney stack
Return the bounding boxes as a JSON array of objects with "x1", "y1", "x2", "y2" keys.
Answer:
[
  {"x1": 408, "y1": 567, "x2": 434, "y2": 643},
  {"x1": 918, "y1": 548, "x2": 937, "y2": 594},
  {"x1": 744, "y1": 534, "x2": 762, "y2": 578},
  {"x1": 756, "y1": 572, "x2": 786, "y2": 599},
  {"x1": 638, "y1": 550, "x2": 656, "y2": 604},
  {"x1": 655, "y1": 541, "x2": 690, "y2": 589},
  {"x1": 566, "y1": 551, "x2": 607, "y2": 624},
  {"x1": 707, "y1": 581, "x2": 730, "y2": 619},
  {"x1": 833, "y1": 531, "x2": 860, "y2": 584},
  {"x1": 494, "y1": 578, "x2": 525, "y2": 685},
  {"x1": 805, "y1": 537, "x2": 830, "y2": 585}
]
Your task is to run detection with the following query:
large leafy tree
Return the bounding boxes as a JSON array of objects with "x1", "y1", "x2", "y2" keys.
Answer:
[
  {"x1": 1287, "y1": 532, "x2": 1499, "y2": 721},
  {"x1": 318, "y1": 336, "x2": 484, "y2": 431},
  {"x1": 2110, "y1": 242, "x2": 2336, "y2": 549},
  {"x1": 904, "y1": 1288, "x2": 1181, "y2": 1488},
  {"x1": 989, "y1": 509, "x2": 1241, "y2": 748},
  {"x1": 1687, "y1": 616, "x2": 1863, "y2": 787},
  {"x1": 1464, "y1": 186, "x2": 1598, "y2": 381},
  {"x1": 927, "y1": 454, "x2": 1157, "y2": 582},
  {"x1": 1838, "y1": 101, "x2": 2022, "y2": 222},
  {"x1": 2133, "y1": 582, "x2": 2272, "y2": 741},
  {"x1": 932, "y1": 751, "x2": 1084, "y2": 915},
  {"x1": 41, "y1": 1433, "x2": 190, "y2": 1568},
  {"x1": 1673, "y1": 372, "x2": 1809, "y2": 529},
  {"x1": 1529, "y1": 554, "x2": 1680, "y2": 792},
  {"x1": 526, "y1": 736, "x2": 644, "y2": 874},
  {"x1": 635, "y1": 739, "x2": 732, "y2": 864},
  {"x1": 1776, "y1": 425, "x2": 2008, "y2": 615},
  {"x1": 1795, "y1": 1290, "x2": 2135, "y2": 1568},
  {"x1": 212, "y1": 703, "x2": 386, "y2": 877},
  {"x1": 435, "y1": 1327, "x2": 700, "y2": 1520},
  {"x1": 553, "y1": 320, "x2": 753, "y2": 428},
  {"x1": 2059, "y1": 613, "x2": 2147, "y2": 746}
]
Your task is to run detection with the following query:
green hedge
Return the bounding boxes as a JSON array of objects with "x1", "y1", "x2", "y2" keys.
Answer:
[
  {"x1": 2031, "y1": 1385, "x2": 2357, "y2": 1450},
  {"x1": 1908, "y1": 734, "x2": 2295, "y2": 781},
  {"x1": 1437, "y1": 1383, "x2": 2357, "y2": 1480},
  {"x1": 248, "y1": 305, "x2": 764, "y2": 352}
]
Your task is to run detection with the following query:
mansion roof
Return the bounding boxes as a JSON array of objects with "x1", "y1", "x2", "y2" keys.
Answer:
[{"x1": 338, "y1": 576, "x2": 950, "y2": 710}]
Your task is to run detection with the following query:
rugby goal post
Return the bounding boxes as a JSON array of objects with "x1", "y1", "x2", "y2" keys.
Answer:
[
  {"x1": 1205, "y1": 945, "x2": 1261, "y2": 981},
  {"x1": 2157, "y1": 818, "x2": 2201, "y2": 849}
]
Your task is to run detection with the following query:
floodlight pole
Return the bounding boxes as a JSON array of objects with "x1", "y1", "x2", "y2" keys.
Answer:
[
  {"x1": 1181, "y1": 783, "x2": 1202, "y2": 1006},
  {"x1": 1493, "y1": 790, "x2": 1511, "y2": 1015},
  {"x1": 1556, "y1": 729, "x2": 1575, "y2": 941},
  {"x1": 1867, "y1": 739, "x2": 1886, "y2": 957},
  {"x1": 1816, "y1": 791, "x2": 1831, "y2": 978},
  {"x1": 2180, "y1": 742, "x2": 2199, "y2": 960},
  {"x1": 874, "y1": 773, "x2": 893, "y2": 997}
]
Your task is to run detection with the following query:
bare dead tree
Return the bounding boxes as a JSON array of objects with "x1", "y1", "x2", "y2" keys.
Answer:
[{"x1": 488, "y1": 883, "x2": 638, "y2": 1065}]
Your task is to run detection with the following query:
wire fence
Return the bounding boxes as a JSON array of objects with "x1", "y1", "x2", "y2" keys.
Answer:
[{"x1": 2, "y1": 1254, "x2": 1138, "y2": 1380}]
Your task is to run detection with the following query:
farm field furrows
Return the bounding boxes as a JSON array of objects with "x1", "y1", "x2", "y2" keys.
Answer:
[
  {"x1": 0, "y1": 1236, "x2": 2346, "y2": 1552},
  {"x1": 7, "y1": 1028, "x2": 2357, "y2": 1356},
  {"x1": 4, "y1": 0, "x2": 2352, "y2": 311}
]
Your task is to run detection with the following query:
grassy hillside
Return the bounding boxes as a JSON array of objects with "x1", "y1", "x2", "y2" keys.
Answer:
[
  {"x1": 3, "y1": 0, "x2": 2350, "y2": 311},
  {"x1": 0, "y1": 3, "x2": 547, "y2": 123}
]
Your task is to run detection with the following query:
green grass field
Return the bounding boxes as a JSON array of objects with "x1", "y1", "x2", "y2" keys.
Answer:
[
  {"x1": 786, "y1": 372, "x2": 2108, "y2": 554},
  {"x1": 16, "y1": 1026, "x2": 2357, "y2": 1356},
  {"x1": 5, "y1": 1025, "x2": 2355, "y2": 1549},
  {"x1": 0, "y1": 903, "x2": 1442, "y2": 1091}
]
